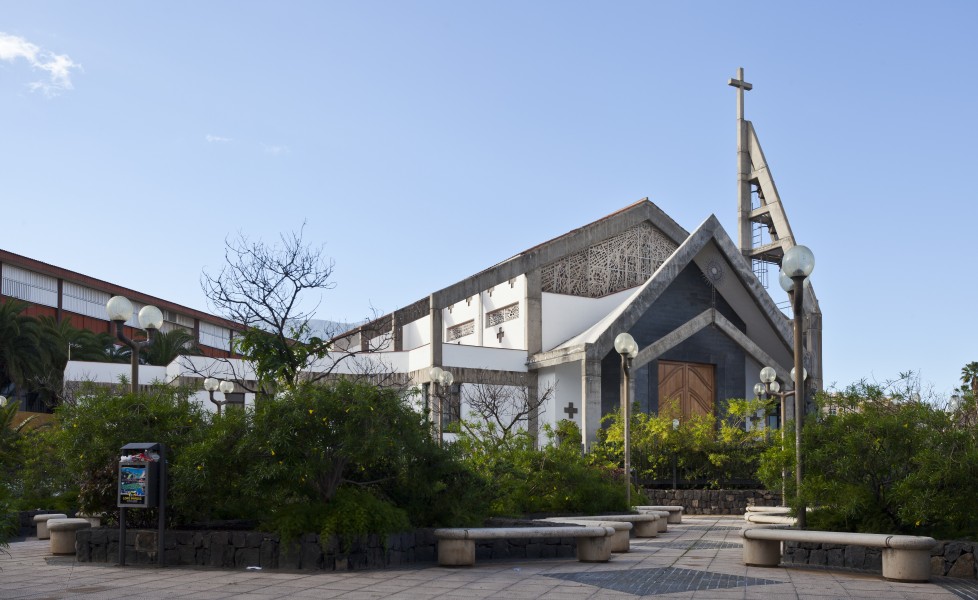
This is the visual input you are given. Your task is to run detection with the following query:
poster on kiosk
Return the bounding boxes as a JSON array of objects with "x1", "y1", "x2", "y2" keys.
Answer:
[{"x1": 118, "y1": 442, "x2": 160, "y2": 508}]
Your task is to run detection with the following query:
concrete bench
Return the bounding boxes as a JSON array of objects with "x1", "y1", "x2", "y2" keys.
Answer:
[
  {"x1": 742, "y1": 527, "x2": 937, "y2": 583},
  {"x1": 434, "y1": 526, "x2": 616, "y2": 566},
  {"x1": 537, "y1": 519, "x2": 633, "y2": 552},
  {"x1": 745, "y1": 506, "x2": 791, "y2": 514},
  {"x1": 34, "y1": 514, "x2": 68, "y2": 540},
  {"x1": 48, "y1": 518, "x2": 91, "y2": 555},
  {"x1": 743, "y1": 507, "x2": 796, "y2": 525},
  {"x1": 635, "y1": 505, "x2": 684, "y2": 524},
  {"x1": 572, "y1": 513, "x2": 665, "y2": 536}
]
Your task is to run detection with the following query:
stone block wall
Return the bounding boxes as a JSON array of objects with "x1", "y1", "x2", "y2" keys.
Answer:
[
  {"x1": 75, "y1": 527, "x2": 578, "y2": 570},
  {"x1": 784, "y1": 540, "x2": 978, "y2": 579},
  {"x1": 643, "y1": 489, "x2": 781, "y2": 515}
]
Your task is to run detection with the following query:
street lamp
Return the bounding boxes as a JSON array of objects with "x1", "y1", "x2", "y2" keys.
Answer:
[
  {"x1": 106, "y1": 296, "x2": 163, "y2": 394},
  {"x1": 429, "y1": 366, "x2": 454, "y2": 446},
  {"x1": 0, "y1": 396, "x2": 7, "y2": 408},
  {"x1": 203, "y1": 378, "x2": 237, "y2": 415},
  {"x1": 671, "y1": 418, "x2": 680, "y2": 490},
  {"x1": 614, "y1": 332, "x2": 639, "y2": 506},
  {"x1": 756, "y1": 366, "x2": 807, "y2": 508},
  {"x1": 779, "y1": 244, "x2": 815, "y2": 528}
]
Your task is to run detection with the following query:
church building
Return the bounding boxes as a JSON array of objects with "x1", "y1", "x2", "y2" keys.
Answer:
[{"x1": 336, "y1": 69, "x2": 823, "y2": 449}]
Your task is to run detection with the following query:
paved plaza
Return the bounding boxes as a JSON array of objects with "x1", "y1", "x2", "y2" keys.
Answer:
[{"x1": 1, "y1": 516, "x2": 973, "y2": 599}]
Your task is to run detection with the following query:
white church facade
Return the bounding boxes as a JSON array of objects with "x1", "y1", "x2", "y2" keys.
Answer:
[{"x1": 334, "y1": 197, "x2": 821, "y2": 448}]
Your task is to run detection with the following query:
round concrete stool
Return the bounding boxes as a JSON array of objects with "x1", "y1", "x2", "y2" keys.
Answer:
[
  {"x1": 48, "y1": 518, "x2": 91, "y2": 555},
  {"x1": 34, "y1": 514, "x2": 68, "y2": 540}
]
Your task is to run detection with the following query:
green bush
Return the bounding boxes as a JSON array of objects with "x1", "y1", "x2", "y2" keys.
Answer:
[
  {"x1": 759, "y1": 374, "x2": 978, "y2": 539},
  {"x1": 592, "y1": 398, "x2": 771, "y2": 489},
  {"x1": 56, "y1": 383, "x2": 208, "y2": 527},
  {"x1": 452, "y1": 418, "x2": 634, "y2": 516}
]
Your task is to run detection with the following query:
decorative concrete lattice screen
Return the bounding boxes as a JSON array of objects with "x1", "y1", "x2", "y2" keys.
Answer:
[
  {"x1": 446, "y1": 319, "x2": 475, "y2": 341},
  {"x1": 541, "y1": 222, "x2": 677, "y2": 297},
  {"x1": 486, "y1": 303, "x2": 519, "y2": 327}
]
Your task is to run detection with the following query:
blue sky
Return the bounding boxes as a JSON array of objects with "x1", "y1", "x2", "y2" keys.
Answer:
[{"x1": 1, "y1": 2, "x2": 975, "y2": 396}]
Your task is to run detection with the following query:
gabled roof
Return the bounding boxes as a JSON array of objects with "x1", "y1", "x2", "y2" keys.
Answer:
[
  {"x1": 529, "y1": 214, "x2": 795, "y2": 375},
  {"x1": 350, "y1": 199, "x2": 691, "y2": 337}
]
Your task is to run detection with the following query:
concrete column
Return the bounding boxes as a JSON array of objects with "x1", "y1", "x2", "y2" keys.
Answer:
[
  {"x1": 526, "y1": 372, "x2": 540, "y2": 449},
  {"x1": 581, "y1": 358, "x2": 603, "y2": 449},
  {"x1": 391, "y1": 312, "x2": 402, "y2": 352},
  {"x1": 475, "y1": 293, "x2": 484, "y2": 346},
  {"x1": 429, "y1": 294, "x2": 442, "y2": 367}
]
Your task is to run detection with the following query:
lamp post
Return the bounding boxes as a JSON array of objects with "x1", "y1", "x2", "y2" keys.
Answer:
[
  {"x1": 106, "y1": 296, "x2": 163, "y2": 394},
  {"x1": 671, "y1": 418, "x2": 680, "y2": 490},
  {"x1": 779, "y1": 244, "x2": 815, "y2": 528},
  {"x1": 429, "y1": 366, "x2": 454, "y2": 446},
  {"x1": 614, "y1": 332, "x2": 639, "y2": 507},
  {"x1": 203, "y1": 378, "x2": 236, "y2": 415},
  {"x1": 756, "y1": 366, "x2": 806, "y2": 510}
]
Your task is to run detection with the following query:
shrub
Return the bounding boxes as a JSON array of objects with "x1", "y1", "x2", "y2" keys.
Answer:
[
  {"x1": 759, "y1": 374, "x2": 978, "y2": 539},
  {"x1": 592, "y1": 398, "x2": 771, "y2": 489},
  {"x1": 55, "y1": 383, "x2": 208, "y2": 527},
  {"x1": 452, "y1": 418, "x2": 633, "y2": 516}
]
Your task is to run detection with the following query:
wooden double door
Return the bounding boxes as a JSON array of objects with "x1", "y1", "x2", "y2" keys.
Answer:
[{"x1": 658, "y1": 360, "x2": 715, "y2": 419}]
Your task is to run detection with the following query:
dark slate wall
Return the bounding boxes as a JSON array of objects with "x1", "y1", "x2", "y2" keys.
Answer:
[{"x1": 602, "y1": 263, "x2": 747, "y2": 418}]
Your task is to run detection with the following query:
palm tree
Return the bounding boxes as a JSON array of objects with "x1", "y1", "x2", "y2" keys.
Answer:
[
  {"x1": 962, "y1": 362, "x2": 978, "y2": 398},
  {"x1": 141, "y1": 328, "x2": 201, "y2": 366},
  {"x1": 0, "y1": 300, "x2": 46, "y2": 395}
]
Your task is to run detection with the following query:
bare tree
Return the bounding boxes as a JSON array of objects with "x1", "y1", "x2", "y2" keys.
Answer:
[
  {"x1": 458, "y1": 381, "x2": 555, "y2": 441},
  {"x1": 200, "y1": 225, "x2": 338, "y2": 393}
]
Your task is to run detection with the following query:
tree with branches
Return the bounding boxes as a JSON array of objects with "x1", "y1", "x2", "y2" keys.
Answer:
[{"x1": 201, "y1": 225, "x2": 341, "y2": 395}]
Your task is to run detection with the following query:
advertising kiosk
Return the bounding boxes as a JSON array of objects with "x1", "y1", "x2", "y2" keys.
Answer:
[{"x1": 118, "y1": 442, "x2": 166, "y2": 566}]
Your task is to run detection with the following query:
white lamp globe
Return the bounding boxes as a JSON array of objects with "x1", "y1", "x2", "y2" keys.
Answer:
[
  {"x1": 203, "y1": 377, "x2": 219, "y2": 392},
  {"x1": 614, "y1": 333, "x2": 638, "y2": 358},
  {"x1": 440, "y1": 370, "x2": 454, "y2": 387},
  {"x1": 782, "y1": 245, "x2": 815, "y2": 278},
  {"x1": 759, "y1": 366, "x2": 777, "y2": 384},
  {"x1": 138, "y1": 305, "x2": 164, "y2": 330},
  {"x1": 753, "y1": 382, "x2": 766, "y2": 396},
  {"x1": 672, "y1": 418, "x2": 680, "y2": 430},
  {"x1": 790, "y1": 367, "x2": 808, "y2": 382},
  {"x1": 106, "y1": 296, "x2": 134, "y2": 322},
  {"x1": 429, "y1": 367, "x2": 443, "y2": 382},
  {"x1": 0, "y1": 396, "x2": 7, "y2": 408},
  {"x1": 769, "y1": 380, "x2": 781, "y2": 394},
  {"x1": 219, "y1": 380, "x2": 235, "y2": 394}
]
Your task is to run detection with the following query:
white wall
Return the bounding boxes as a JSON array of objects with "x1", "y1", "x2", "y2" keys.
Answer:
[
  {"x1": 65, "y1": 361, "x2": 171, "y2": 385},
  {"x1": 481, "y1": 275, "x2": 526, "y2": 350},
  {"x1": 442, "y1": 344, "x2": 527, "y2": 372},
  {"x1": 541, "y1": 288, "x2": 633, "y2": 351},
  {"x1": 402, "y1": 315, "x2": 431, "y2": 351}
]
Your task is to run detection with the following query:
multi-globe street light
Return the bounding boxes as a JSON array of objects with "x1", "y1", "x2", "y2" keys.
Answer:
[
  {"x1": 777, "y1": 244, "x2": 815, "y2": 528},
  {"x1": 203, "y1": 378, "x2": 237, "y2": 415},
  {"x1": 755, "y1": 365, "x2": 807, "y2": 508},
  {"x1": 614, "y1": 332, "x2": 639, "y2": 506},
  {"x1": 106, "y1": 296, "x2": 163, "y2": 394}
]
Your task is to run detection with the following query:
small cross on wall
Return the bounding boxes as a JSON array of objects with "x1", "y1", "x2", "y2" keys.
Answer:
[
  {"x1": 496, "y1": 327, "x2": 505, "y2": 342},
  {"x1": 563, "y1": 402, "x2": 578, "y2": 419}
]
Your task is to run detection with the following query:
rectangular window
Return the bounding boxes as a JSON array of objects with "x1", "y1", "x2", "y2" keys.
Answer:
[
  {"x1": 1, "y1": 265, "x2": 58, "y2": 308},
  {"x1": 446, "y1": 320, "x2": 474, "y2": 341},
  {"x1": 62, "y1": 282, "x2": 111, "y2": 319},
  {"x1": 486, "y1": 302, "x2": 519, "y2": 327}
]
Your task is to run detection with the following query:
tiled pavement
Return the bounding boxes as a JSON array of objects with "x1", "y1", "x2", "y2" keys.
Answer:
[{"x1": 0, "y1": 516, "x2": 968, "y2": 599}]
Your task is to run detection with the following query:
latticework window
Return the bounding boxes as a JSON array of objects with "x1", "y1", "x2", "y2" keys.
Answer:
[
  {"x1": 540, "y1": 222, "x2": 677, "y2": 297},
  {"x1": 486, "y1": 303, "x2": 519, "y2": 327},
  {"x1": 446, "y1": 320, "x2": 475, "y2": 341}
]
